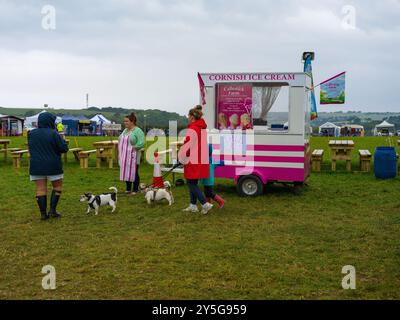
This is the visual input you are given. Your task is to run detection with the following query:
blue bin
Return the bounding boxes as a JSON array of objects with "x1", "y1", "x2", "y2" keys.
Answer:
[{"x1": 374, "y1": 147, "x2": 397, "y2": 179}]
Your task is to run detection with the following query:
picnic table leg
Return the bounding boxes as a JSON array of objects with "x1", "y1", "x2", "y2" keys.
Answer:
[
  {"x1": 73, "y1": 151, "x2": 80, "y2": 162},
  {"x1": 331, "y1": 160, "x2": 336, "y2": 172},
  {"x1": 4, "y1": 144, "x2": 8, "y2": 162},
  {"x1": 96, "y1": 157, "x2": 101, "y2": 168},
  {"x1": 80, "y1": 158, "x2": 85, "y2": 169},
  {"x1": 13, "y1": 156, "x2": 21, "y2": 169},
  {"x1": 114, "y1": 144, "x2": 119, "y2": 165},
  {"x1": 346, "y1": 160, "x2": 352, "y2": 172},
  {"x1": 108, "y1": 157, "x2": 113, "y2": 169}
]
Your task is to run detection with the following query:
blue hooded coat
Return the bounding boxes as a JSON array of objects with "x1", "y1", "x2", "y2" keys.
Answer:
[{"x1": 28, "y1": 112, "x2": 69, "y2": 176}]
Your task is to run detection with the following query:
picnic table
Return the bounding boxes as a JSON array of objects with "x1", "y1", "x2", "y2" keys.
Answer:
[
  {"x1": 0, "y1": 139, "x2": 11, "y2": 161},
  {"x1": 329, "y1": 140, "x2": 355, "y2": 172},
  {"x1": 93, "y1": 141, "x2": 118, "y2": 168},
  {"x1": 94, "y1": 140, "x2": 147, "y2": 165}
]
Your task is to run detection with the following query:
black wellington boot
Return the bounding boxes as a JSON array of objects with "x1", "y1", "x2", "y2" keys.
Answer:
[
  {"x1": 48, "y1": 190, "x2": 62, "y2": 218},
  {"x1": 36, "y1": 195, "x2": 49, "y2": 221}
]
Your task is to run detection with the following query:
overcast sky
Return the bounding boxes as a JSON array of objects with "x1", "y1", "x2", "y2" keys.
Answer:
[{"x1": 0, "y1": 0, "x2": 399, "y2": 114}]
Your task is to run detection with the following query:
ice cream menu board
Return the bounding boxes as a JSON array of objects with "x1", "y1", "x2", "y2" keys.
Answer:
[{"x1": 216, "y1": 84, "x2": 253, "y2": 130}]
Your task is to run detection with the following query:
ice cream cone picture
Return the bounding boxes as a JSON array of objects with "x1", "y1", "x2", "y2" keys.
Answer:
[{"x1": 152, "y1": 152, "x2": 164, "y2": 188}]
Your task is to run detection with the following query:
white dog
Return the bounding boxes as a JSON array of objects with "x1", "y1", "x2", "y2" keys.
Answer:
[
  {"x1": 80, "y1": 187, "x2": 118, "y2": 215},
  {"x1": 145, "y1": 181, "x2": 174, "y2": 206}
]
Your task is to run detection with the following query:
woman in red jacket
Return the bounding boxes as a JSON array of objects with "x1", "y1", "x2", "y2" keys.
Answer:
[{"x1": 179, "y1": 105, "x2": 213, "y2": 214}]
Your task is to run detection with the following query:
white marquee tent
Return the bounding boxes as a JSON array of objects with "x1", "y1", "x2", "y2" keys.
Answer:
[
  {"x1": 25, "y1": 110, "x2": 62, "y2": 129},
  {"x1": 374, "y1": 120, "x2": 395, "y2": 136},
  {"x1": 319, "y1": 122, "x2": 341, "y2": 137},
  {"x1": 90, "y1": 114, "x2": 111, "y2": 124}
]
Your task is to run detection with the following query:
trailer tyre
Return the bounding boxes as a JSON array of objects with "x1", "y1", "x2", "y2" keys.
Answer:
[{"x1": 237, "y1": 175, "x2": 263, "y2": 197}]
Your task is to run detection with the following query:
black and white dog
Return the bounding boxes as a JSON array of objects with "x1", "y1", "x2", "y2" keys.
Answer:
[{"x1": 80, "y1": 187, "x2": 118, "y2": 215}]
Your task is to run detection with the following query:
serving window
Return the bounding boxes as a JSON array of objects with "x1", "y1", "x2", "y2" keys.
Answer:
[{"x1": 215, "y1": 82, "x2": 290, "y2": 132}]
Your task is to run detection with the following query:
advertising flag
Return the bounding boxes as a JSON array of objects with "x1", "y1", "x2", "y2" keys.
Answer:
[
  {"x1": 304, "y1": 55, "x2": 318, "y2": 120},
  {"x1": 198, "y1": 72, "x2": 206, "y2": 105},
  {"x1": 320, "y1": 72, "x2": 346, "y2": 104}
]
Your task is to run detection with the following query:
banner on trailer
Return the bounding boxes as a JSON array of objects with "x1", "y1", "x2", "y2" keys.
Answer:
[
  {"x1": 303, "y1": 55, "x2": 318, "y2": 120},
  {"x1": 320, "y1": 72, "x2": 346, "y2": 104},
  {"x1": 198, "y1": 72, "x2": 206, "y2": 105},
  {"x1": 216, "y1": 84, "x2": 253, "y2": 130}
]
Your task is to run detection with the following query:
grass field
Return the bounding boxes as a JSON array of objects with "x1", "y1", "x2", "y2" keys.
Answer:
[{"x1": 0, "y1": 136, "x2": 399, "y2": 299}]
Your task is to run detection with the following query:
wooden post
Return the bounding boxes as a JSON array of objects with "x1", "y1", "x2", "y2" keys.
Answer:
[
  {"x1": 346, "y1": 160, "x2": 352, "y2": 172},
  {"x1": 332, "y1": 160, "x2": 337, "y2": 172},
  {"x1": 4, "y1": 143, "x2": 8, "y2": 162}
]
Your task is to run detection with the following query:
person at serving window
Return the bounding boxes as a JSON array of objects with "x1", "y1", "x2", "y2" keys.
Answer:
[{"x1": 118, "y1": 112, "x2": 145, "y2": 195}]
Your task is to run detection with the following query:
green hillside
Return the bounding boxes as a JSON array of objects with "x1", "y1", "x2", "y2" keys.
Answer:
[{"x1": 0, "y1": 106, "x2": 188, "y2": 130}]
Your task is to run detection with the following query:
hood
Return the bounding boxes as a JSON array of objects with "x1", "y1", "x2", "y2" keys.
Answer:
[
  {"x1": 38, "y1": 112, "x2": 56, "y2": 129},
  {"x1": 189, "y1": 118, "x2": 207, "y2": 130}
]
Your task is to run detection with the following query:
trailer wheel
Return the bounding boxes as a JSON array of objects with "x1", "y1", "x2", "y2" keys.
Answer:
[{"x1": 237, "y1": 175, "x2": 263, "y2": 197}]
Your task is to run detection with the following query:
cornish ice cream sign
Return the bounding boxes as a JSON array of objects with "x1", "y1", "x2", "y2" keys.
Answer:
[{"x1": 200, "y1": 73, "x2": 306, "y2": 87}]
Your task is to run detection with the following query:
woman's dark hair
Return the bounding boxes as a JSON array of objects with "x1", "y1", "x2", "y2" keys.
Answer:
[
  {"x1": 188, "y1": 105, "x2": 203, "y2": 120},
  {"x1": 125, "y1": 112, "x2": 137, "y2": 124}
]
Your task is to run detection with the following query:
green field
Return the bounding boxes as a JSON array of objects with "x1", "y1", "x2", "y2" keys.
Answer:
[{"x1": 0, "y1": 136, "x2": 399, "y2": 299}]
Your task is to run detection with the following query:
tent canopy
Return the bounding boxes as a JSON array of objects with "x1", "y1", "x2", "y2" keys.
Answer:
[
  {"x1": 0, "y1": 114, "x2": 24, "y2": 121},
  {"x1": 90, "y1": 114, "x2": 111, "y2": 124},
  {"x1": 25, "y1": 111, "x2": 61, "y2": 128},
  {"x1": 62, "y1": 114, "x2": 79, "y2": 121},
  {"x1": 320, "y1": 122, "x2": 340, "y2": 129},
  {"x1": 76, "y1": 115, "x2": 90, "y2": 121},
  {"x1": 375, "y1": 120, "x2": 394, "y2": 128}
]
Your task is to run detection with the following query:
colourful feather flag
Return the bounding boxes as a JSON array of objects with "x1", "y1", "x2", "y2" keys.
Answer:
[
  {"x1": 198, "y1": 72, "x2": 206, "y2": 105},
  {"x1": 320, "y1": 72, "x2": 346, "y2": 104},
  {"x1": 303, "y1": 56, "x2": 318, "y2": 120}
]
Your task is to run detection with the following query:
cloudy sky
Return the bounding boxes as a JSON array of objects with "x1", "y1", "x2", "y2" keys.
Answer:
[{"x1": 0, "y1": 0, "x2": 399, "y2": 114}]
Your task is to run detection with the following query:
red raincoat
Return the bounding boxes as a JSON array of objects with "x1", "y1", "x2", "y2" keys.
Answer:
[{"x1": 179, "y1": 118, "x2": 210, "y2": 180}]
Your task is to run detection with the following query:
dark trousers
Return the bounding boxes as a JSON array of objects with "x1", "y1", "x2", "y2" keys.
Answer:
[
  {"x1": 187, "y1": 179, "x2": 207, "y2": 206},
  {"x1": 204, "y1": 185, "x2": 216, "y2": 199},
  {"x1": 126, "y1": 164, "x2": 140, "y2": 192}
]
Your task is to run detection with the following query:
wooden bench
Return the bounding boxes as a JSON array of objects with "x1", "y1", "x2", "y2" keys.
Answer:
[
  {"x1": 0, "y1": 147, "x2": 22, "y2": 162},
  {"x1": 359, "y1": 149, "x2": 372, "y2": 172},
  {"x1": 0, "y1": 147, "x2": 22, "y2": 154},
  {"x1": 78, "y1": 150, "x2": 97, "y2": 169},
  {"x1": 311, "y1": 149, "x2": 324, "y2": 172},
  {"x1": 64, "y1": 147, "x2": 84, "y2": 163},
  {"x1": 11, "y1": 150, "x2": 30, "y2": 168}
]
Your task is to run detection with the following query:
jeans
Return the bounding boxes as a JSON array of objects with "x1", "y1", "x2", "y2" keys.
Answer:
[
  {"x1": 126, "y1": 164, "x2": 140, "y2": 192},
  {"x1": 204, "y1": 185, "x2": 216, "y2": 199},
  {"x1": 187, "y1": 179, "x2": 207, "y2": 206}
]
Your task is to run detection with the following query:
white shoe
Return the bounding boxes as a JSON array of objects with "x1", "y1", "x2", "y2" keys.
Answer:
[
  {"x1": 182, "y1": 205, "x2": 199, "y2": 213},
  {"x1": 201, "y1": 202, "x2": 213, "y2": 214}
]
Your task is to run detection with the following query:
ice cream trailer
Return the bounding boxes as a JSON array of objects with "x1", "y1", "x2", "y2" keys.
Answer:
[{"x1": 198, "y1": 71, "x2": 313, "y2": 196}]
